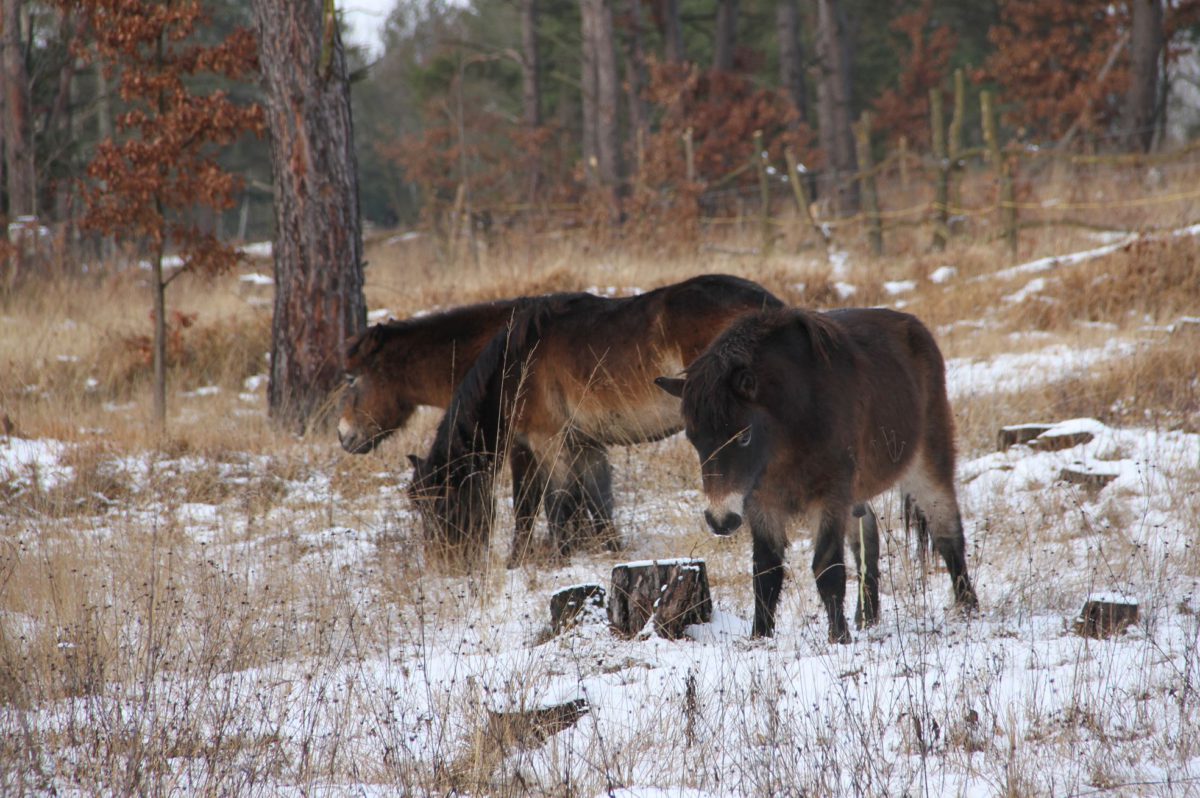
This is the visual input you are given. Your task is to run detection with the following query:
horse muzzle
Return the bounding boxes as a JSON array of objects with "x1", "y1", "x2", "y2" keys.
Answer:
[
  {"x1": 704, "y1": 509, "x2": 742, "y2": 535},
  {"x1": 338, "y1": 418, "x2": 377, "y2": 454}
]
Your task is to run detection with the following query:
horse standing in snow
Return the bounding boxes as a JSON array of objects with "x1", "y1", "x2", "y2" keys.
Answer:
[{"x1": 657, "y1": 307, "x2": 977, "y2": 641}]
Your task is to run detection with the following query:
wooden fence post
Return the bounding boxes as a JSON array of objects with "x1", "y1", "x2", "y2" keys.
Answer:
[
  {"x1": 947, "y1": 68, "x2": 965, "y2": 230},
  {"x1": 930, "y1": 88, "x2": 949, "y2": 251},
  {"x1": 683, "y1": 126, "x2": 695, "y2": 183},
  {"x1": 981, "y1": 90, "x2": 1018, "y2": 257},
  {"x1": 784, "y1": 147, "x2": 831, "y2": 251},
  {"x1": 853, "y1": 112, "x2": 882, "y2": 255},
  {"x1": 753, "y1": 130, "x2": 772, "y2": 255}
]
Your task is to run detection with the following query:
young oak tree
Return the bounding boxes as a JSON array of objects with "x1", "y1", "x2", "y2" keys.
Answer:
[{"x1": 73, "y1": 0, "x2": 263, "y2": 429}]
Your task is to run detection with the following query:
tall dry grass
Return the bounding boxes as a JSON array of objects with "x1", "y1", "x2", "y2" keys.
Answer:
[{"x1": 2, "y1": 160, "x2": 1199, "y2": 794}]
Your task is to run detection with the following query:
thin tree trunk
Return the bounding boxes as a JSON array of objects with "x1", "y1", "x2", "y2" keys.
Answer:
[
  {"x1": 580, "y1": 0, "x2": 599, "y2": 183},
  {"x1": 813, "y1": 0, "x2": 857, "y2": 214},
  {"x1": 2, "y1": 0, "x2": 34, "y2": 217},
  {"x1": 713, "y1": 0, "x2": 738, "y2": 71},
  {"x1": 582, "y1": 0, "x2": 622, "y2": 208},
  {"x1": 626, "y1": 0, "x2": 648, "y2": 175},
  {"x1": 662, "y1": 0, "x2": 683, "y2": 62},
  {"x1": 778, "y1": 0, "x2": 809, "y2": 126},
  {"x1": 521, "y1": 0, "x2": 541, "y2": 200},
  {"x1": 251, "y1": 0, "x2": 366, "y2": 433},
  {"x1": 1124, "y1": 0, "x2": 1162, "y2": 152}
]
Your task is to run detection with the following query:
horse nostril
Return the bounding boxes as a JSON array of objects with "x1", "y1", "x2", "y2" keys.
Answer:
[{"x1": 704, "y1": 509, "x2": 742, "y2": 535}]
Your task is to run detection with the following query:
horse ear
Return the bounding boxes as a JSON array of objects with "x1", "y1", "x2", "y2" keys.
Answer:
[
  {"x1": 407, "y1": 453, "x2": 423, "y2": 469},
  {"x1": 733, "y1": 368, "x2": 758, "y2": 401},
  {"x1": 654, "y1": 376, "x2": 685, "y2": 398}
]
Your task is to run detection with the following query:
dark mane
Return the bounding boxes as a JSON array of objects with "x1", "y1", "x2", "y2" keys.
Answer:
[
  {"x1": 345, "y1": 299, "x2": 527, "y2": 366},
  {"x1": 682, "y1": 308, "x2": 848, "y2": 431},
  {"x1": 424, "y1": 293, "x2": 592, "y2": 472}
]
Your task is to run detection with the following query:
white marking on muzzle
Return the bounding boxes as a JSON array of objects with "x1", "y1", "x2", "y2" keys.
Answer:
[
  {"x1": 705, "y1": 491, "x2": 745, "y2": 528},
  {"x1": 337, "y1": 417, "x2": 354, "y2": 443}
]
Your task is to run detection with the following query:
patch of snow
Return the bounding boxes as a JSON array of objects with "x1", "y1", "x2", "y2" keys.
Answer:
[
  {"x1": 243, "y1": 374, "x2": 267, "y2": 392},
  {"x1": 239, "y1": 241, "x2": 273, "y2": 259},
  {"x1": 367, "y1": 308, "x2": 393, "y2": 323},
  {"x1": 180, "y1": 385, "x2": 220, "y2": 398},
  {"x1": 834, "y1": 281, "x2": 857, "y2": 299},
  {"x1": 828, "y1": 250, "x2": 850, "y2": 277},
  {"x1": 238, "y1": 272, "x2": 273, "y2": 286},
  {"x1": 929, "y1": 265, "x2": 957, "y2": 284},
  {"x1": 1003, "y1": 276, "x2": 1048, "y2": 303},
  {"x1": 883, "y1": 279, "x2": 917, "y2": 295},
  {"x1": 0, "y1": 437, "x2": 72, "y2": 491}
]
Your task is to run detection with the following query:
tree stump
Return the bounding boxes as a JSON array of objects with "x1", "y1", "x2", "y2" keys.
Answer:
[
  {"x1": 1075, "y1": 595, "x2": 1138, "y2": 638},
  {"x1": 1060, "y1": 464, "x2": 1119, "y2": 490},
  {"x1": 549, "y1": 583, "x2": 606, "y2": 634},
  {"x1": 997, "y1": 423, "x2": 1053, "y2": 450},
  {"x1": 608, "y1": 558, "x2": 712, "y2": 639},
  {"x1": 1030, "y1": 429, "x2": 1095, "y2": 452}
]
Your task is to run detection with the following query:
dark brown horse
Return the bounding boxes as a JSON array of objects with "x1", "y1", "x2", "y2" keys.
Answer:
[
  {"x1": 337, "y1": 296, "x2": 609, "y2": 557},
  {"x1": 656, "y1": 307, "x2": 977, "y2": 642},
  {"x1": 409, "y1": 274, "x2": 782, "y2": 563}
]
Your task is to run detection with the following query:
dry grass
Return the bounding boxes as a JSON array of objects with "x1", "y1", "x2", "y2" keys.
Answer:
[{"x1": 2, "y1": 167, "x2": 1199, "y2": 794}]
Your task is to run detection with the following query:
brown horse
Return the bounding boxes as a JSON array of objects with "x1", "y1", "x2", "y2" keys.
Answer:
[
  {"x1": 656, "y1": 307, "x2": 977, "y2": 642},
  {"x1": 408, "y1": 274, "x2": 783, "y2": 563},
  {"x1": 337, "y1": 296, "x2": 609, "y2": 555}
]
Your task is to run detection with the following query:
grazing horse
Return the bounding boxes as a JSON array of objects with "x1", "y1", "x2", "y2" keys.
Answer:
[
  {"x1": 336, "y1": 296, "x2": 611, "y2": 557},
  {"x1": 656, "y1": 307, "x2": 977, "y2": 642},
  {"x1": 408, "y1": 274, "x2": 782, "y2": 563}
]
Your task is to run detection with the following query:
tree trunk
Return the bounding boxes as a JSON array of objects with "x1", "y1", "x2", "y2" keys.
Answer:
[
  {"x1": 2, "y1": 0, "x2": 34, "y2": 217},
  {"x1": 251, "y1": 0, "x2": 366, "y2": 433},
  {"x1": 1124, "y1": 0, "x2": 1162, "y2": 152},
  {"x1": 778, "y1": 0, "x2": 809, "y2": 127},
  {"x1": 580, "y1": 0, "x2": 599, "y2": 183},
  {"x1": 713, "y1": 0, "x2": 738, "y2": 72},
  {"x1": 813, "y1": 0, "x2": 857, "y2": 214},
  {"x1": 626, "y1": 0, "x2": 649, "y2": 175},
  {"x1": 660, "y1": 0, "x2": 683, "y2": 63},
  {"x1": 581, "y1": 0, "x2": 622, "y2": 210},
  {"x1": 521, "y1": 0, "x2": 541, "y2": 200}
]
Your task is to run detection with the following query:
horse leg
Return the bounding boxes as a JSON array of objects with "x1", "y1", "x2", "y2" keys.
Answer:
[
  {"x1": 506, "y1": 442, "x2": 544, "y2": 568},
  {"x1": 574, "y1": 441, "x2": 619, "y2": 551},
  {"x1": 813, "y1": 508, "x2": 851, "y2": 643},
  {"x1": 903, "y1": 461, "x2": 978, "y2": 611},
  {"x1": 847, "y1": 504, "x2": 881, "y2": 629},
  {"x1": 904, "y1": 492, "x2": 931, "y2": 572},
  {"x1": 749, "y1": 512, "x2": 787, "y2": 638}
]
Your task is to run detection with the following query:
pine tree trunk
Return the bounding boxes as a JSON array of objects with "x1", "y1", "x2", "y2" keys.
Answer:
[
  {"x1": 1124, "y1": 0, "x2": 1162, "y2": 152},
  {"x1": 2, "y1": 0, "x2": 34, "y2": 218},
  {"x1": 661, "y1": 0, "x2": 683, "y2": 63},
  {"x1": 521, "y1": 0, "x2": 542, "y2": 201},
  {"x1": 626, "y1": 0, "x2": 649, "y2": 171},
  {"x1": 251, "y1": 0, "x2": 366, "y2": 433},
  {"x1": 713, "y1": 0, "x2": 738, "y2": 72},
  {"x1": 778, "y1": 0, "x2": 809, "y2": 127},
  {"x1": 591, "y1": 0, "x2": 622, "y2": 193},
  {"x1": 580, "y1": 0, "x2": 599, "y2": 183},
  {"x1": 814, "y1": 0, "x2": 858, "y2": 214}
]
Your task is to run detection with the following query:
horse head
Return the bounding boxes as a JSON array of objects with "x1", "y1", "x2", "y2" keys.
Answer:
[{"x1": 338, "y1": 326, "x2": 417, "y2": 453}]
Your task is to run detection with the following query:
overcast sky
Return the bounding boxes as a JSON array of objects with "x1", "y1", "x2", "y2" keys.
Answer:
[{"x1": 341, "y1": 0, "x2": 394, "y2": 56}]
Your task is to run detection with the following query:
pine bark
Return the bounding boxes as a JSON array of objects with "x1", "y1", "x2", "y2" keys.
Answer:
[
  {"x1": 521, "y1": 0, "x2": 541, "y2": 200},
  {"x1": 1124, "y1": 0, "x2": 1162, "y2": 152},
  {"x1": 2, "y1": 0, "x2": 34, "y2": 217},
  {"x1": 660, "y1": 0, "x2": 683, "y2": 63},
  {"x1": 580, "y1": 0, "x2": 599, "y2": 183},
  {"x1": 814, "y1": 0, "x2": 858, "y2": 213},
  {"x1": 778, "y1": 0, "x2": 809, "y2": 126},
  {"x1": 713, "y1": 0, "x2": 738, "y2": 72},
  {"x1": 251, "y1": 0, "x2": 366, "y2": 432}
]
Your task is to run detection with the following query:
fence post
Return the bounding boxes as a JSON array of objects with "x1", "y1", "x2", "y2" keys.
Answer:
[
  {"x1": 853, "y1": 112, "x2": 882, "y2": 256},
  {"x1": 683, "y1": 126, "x2": 696, "y2": 183},
  {"x1": 930, "y1": 88, "x2": 949, "y2": 251},
  {"x1": 981, "y1": 90, "x2": 1018, "y2": 257},
  {"x1": 947, "y1": 68, "x2": 965, "y2": 229},
  {"x1": 753, "y1": 130, "x2": 772, "y2": 256},
  {"x1": 784, "y1": 147, "x2": 830, "y2": 251}
]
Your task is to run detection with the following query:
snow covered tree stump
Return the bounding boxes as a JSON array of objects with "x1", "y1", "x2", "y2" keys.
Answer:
[
  {"x1": 608, "y1": 558, "x2": 712, "y2": 639},
  {"x1": 1060, "y1": 464, "x2": 1119, "y2": 490},
  {"x1": 549, "y1": 583, "x2": 606, "y2": 634},
  {"x1": 997, "y1": 423, "x2": 1053, "y2": 450},
  {"x1": 1075, "y1": 594, "x2": 1139, "y2": 638}
]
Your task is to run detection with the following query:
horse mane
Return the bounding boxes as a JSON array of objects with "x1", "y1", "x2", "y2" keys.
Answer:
[
  {"x1": 682, "y1": 308, "x2": 849, "y2": 429},
  {"x1": 345, "y1": 299, "x2": 527, "y2": 366},
  {"x1": 424, "y1": 292, "x2": 592, "y2": 472}
]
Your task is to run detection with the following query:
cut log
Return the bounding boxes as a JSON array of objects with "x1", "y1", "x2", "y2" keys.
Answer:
[
  {"x1": 1075, "y1": 595, "x2": 1138, "y2": 638},
  {"x1": 1031, "y1": 430, "x2": 1094, "y2": 451},
  {"x1": 1060, "y1": 464, "x2": 1119, "y2": 490},
  {"x1": 485, "y1": 697, "x2": 589, "y2": 749},
  {"x1": 549, "y1": 583, "x2": 606, "y2": 634},
  {"x1": 608, "y1": 558, "x2": 712, "y2": 639},
  {"x1": 997, "y1": 423, "x2": 1053, "y2": 450}
]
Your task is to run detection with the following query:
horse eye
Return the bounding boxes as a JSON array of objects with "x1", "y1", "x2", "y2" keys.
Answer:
[
  {"x1": 737, "y1": 428, "x2": 752, "y2": 447},
  {"x1": 344, "y1": 373, "x2": 358, "y2": 387}
]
